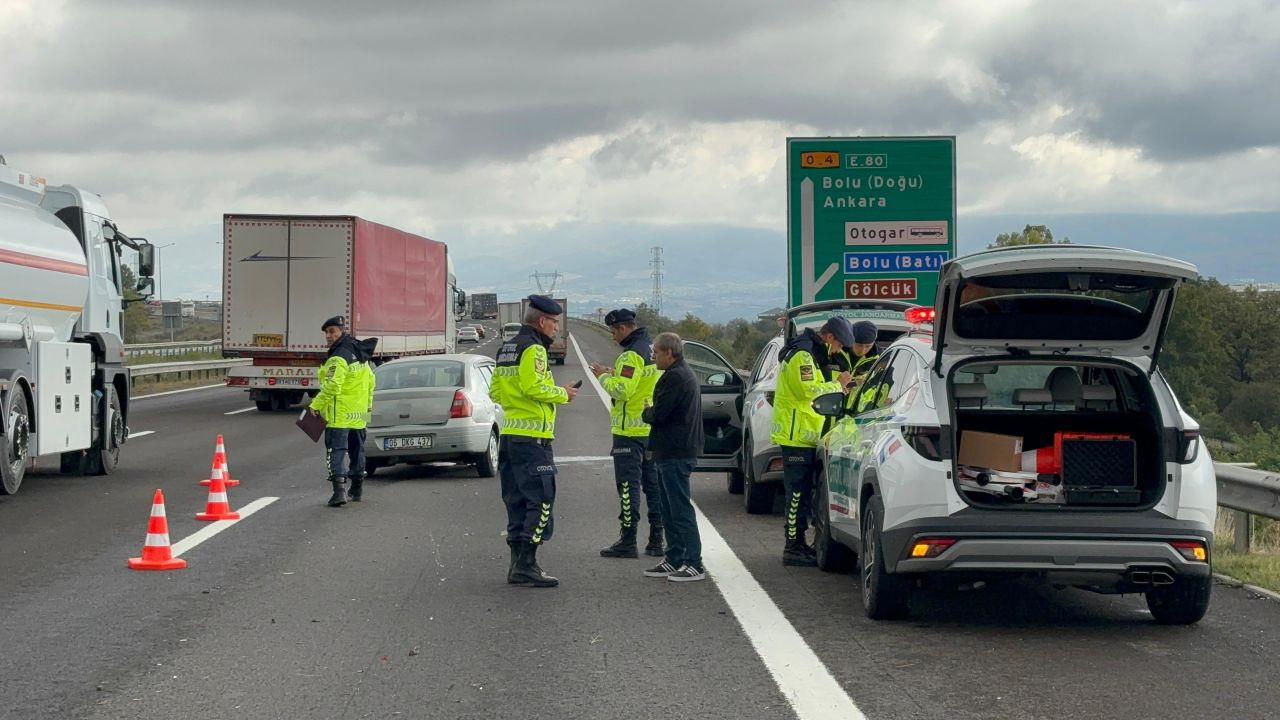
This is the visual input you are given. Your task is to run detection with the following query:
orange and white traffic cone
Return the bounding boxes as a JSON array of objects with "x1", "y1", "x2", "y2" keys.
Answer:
[
  {"x1": 201, "y1": 435, "x2": 239, "y2": 487},
  {"x1": 195, "y1": 467, "x2": 241, "y2": 521},
  {"x1": 128, "y1": 489, "x2": 187, "y2": 571}
]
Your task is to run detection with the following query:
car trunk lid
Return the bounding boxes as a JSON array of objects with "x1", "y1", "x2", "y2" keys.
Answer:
[{"x1": 931, "y1": 246, "x2": 1197, "y2": 374}]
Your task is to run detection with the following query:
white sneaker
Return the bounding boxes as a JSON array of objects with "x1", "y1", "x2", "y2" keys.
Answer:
[
  {"x1": 643, "y1": 561, "x2": 678, "y2": 577},
  {"x1": 667, "y1": 565, "x2": 707, "y2": 582}
]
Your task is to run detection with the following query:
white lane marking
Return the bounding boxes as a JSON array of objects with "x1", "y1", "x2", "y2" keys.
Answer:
[
  {"x1": 128, "y1": 430, "x2": 155, "y2": 440},
  {"x1": 569, "y1": 332, "x2": 868, "y2": 720},
  {"x1": 134, "y1": 384, "x2": 227, "y2": 400},
  {"x1": 170, "y1": 496, "x2": 279, "y2": 557},
  {"x1": 554, "y1": 455, "x2": 613, "y2": 463},
  {"x1": 224, "y1": 407, "x2": 257, "y2": 416}
]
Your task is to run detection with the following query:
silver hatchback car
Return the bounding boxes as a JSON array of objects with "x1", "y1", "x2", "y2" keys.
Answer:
[{"x1": 364, "y1": 355, "x2": 502, "y2": 477}]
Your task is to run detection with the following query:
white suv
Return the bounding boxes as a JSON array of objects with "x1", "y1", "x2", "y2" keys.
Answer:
[
  {"x1": 809, "y1": 246, "x2": 1216, "y2": 624},
  {"x1": 725, "y1": 301, "x2": 917, "y2": 513}
]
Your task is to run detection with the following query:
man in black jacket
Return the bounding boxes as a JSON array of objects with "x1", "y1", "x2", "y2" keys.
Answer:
[{"x1": 640, "y1": 332, "x2": 707, "y2": 582}]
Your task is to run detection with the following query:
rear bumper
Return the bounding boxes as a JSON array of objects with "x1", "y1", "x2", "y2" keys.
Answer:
[
  {"x1": 365, "y1": 421, "x2": 492, "y2": 460},
  {"x1": 883, "y1": 512, "x2": 1213, "y2": 584}
]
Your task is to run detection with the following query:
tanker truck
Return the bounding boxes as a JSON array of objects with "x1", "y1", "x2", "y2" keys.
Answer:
[{"x1": 0, "y1": 160, "x2": 155, "y2": 494}]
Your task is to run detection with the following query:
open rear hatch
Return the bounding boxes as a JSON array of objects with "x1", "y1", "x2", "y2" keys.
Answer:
[{"x1": 931, "y1": 246, "x2": 1198, "y2": 510}]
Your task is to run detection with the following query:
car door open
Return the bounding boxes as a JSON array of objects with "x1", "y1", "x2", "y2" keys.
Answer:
[{"x1": 683, "y1": 341, "x2": 745, "y2": 474}]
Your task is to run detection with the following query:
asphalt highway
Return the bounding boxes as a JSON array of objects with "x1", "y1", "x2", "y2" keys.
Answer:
[{"x1": 1, "y1": 321, "x2": 1278, "y2": 720}]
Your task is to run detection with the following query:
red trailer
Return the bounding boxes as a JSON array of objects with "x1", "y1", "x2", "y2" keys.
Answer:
[{"x1": 222, "y1": 214, "x2": 462, "y2": 411}]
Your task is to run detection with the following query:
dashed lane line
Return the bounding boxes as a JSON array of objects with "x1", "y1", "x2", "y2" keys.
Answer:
[
  {"x1": 568, "y1": 333, "x2": 869, "y2": 720},
  {"x1": 225, "y1": 407, "x2": 258, "y2": 416},
  {"x1": 170, "y1": 496, "x2": 279, "y2": 557},
  {"x1": 127, "y1": 431, "x2": 155, "y2": 440}
]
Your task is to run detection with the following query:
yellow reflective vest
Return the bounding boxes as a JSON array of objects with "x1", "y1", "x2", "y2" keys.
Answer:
[
  {"x1": 490, "y1": 325, "x2": 569, "y2": 439},
  {"x1": 770, "y1": 330, "x2": 844, "y2": 448},
  {"x1": 312, "y1": 335, "x2": 370, "y2": 429},
  {"x1": 600, "y1": 329, "x2": 660, "y2": 437}
]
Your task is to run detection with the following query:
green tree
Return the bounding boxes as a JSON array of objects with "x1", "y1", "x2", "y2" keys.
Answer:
[
  {"x1": 121, "y1": 263, "x2": 154, "y2": 343},
  {"x1": 988, "y1": 224, "x2": 1070, "y2": 248}
]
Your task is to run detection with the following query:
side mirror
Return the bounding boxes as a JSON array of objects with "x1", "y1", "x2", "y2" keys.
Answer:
[
  {"x1": 812, "y1": 392, "x2": 846, "y2": 417},
  {"x1": 706, "y1": 372, "x2": 730, "y2": 387},
  {"x1": 133, "y1": 277, "x2": 154, "y2": 299},
  {"x1": 102, "y1": 224, "x2": 116, "y2": 241},
  {"x1": 137, "y1": 243, "x2": 156, "y2": 277}
]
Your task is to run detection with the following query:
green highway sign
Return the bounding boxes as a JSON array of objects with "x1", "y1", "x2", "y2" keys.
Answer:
[{"x1": 786, "y1": 136, "x2": 956, "y2": 307}]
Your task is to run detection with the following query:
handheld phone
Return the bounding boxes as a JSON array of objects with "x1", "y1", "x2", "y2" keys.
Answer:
[{"x1": 571, "y1": 380, "x2": 583, "y2": 389}]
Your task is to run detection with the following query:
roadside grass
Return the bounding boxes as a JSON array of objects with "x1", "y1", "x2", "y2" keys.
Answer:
[{"x1": 1215, "y1": 511, "x2": 1280, "y2": 593}]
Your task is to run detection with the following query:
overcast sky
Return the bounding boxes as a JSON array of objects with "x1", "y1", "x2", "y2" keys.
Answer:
[{"x1": 4, "y1": 0, "x2": 1278, "y2": 310}]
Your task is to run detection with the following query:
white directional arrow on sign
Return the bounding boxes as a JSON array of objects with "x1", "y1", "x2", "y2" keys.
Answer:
[{"x1": 800, "y1": 178, "x2": 839, "y2": 304}]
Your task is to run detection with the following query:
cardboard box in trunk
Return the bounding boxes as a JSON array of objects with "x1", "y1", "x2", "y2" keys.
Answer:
[{"x1": 959, "y1": 431, "x2": 1024, "y2": 472}]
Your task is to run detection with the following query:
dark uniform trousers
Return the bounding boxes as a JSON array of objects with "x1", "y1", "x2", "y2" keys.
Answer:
[
  {"x1": 781, "y1": 446, "x2": 819, "y2": 541},
  {"x1": 499, "y1": 436, "x2": 557, "y2": 545},
  {"x1": 325, "y1": 428, "x2": 366, "y2": 481},
  {"x1": 610, "y1": 435, "x2": 662, "y2": 530}
]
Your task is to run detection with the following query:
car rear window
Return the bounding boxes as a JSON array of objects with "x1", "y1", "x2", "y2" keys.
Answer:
[
  {"x1": 954, "y1": 272, "x2": 1171, "y2": 341},
  {"x1": 375, "y1": 361, "x2": 465, "y2": 390}
]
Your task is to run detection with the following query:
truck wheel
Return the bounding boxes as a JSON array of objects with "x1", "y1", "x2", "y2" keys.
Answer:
[
  {"x1": 1146, "y1": 573, "x2": 1212, "y2": 625},
  {"x1": 256, "y1": 400, "x2": 274, "y2": 412},
  {"x1": 861, "y1": 495, "x2": 911, "y2": 620},
  {"x1": 813, "y1": 473, "x2": 856, "y2": 573},
  {"x1": 1, "y1": 389, "x2": 31, "y2": 495},
  {"x1": 555, "y1": 357, "x2": 564, "y2": 366},
  {"x1": 82, "y1": 386, "x2": 124, "y2": 476}
]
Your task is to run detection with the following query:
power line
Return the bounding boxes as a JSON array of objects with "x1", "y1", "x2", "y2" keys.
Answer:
[
  {"x1": 530, "y1": 270, "x2": 563, "y2": 294},
  {"x1": 650, "y1": 246, "x2": 664, "y2": 315}
]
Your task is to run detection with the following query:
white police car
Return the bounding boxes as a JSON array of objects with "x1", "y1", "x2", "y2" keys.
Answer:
[{"x1": 809, "y1": 246, "x2": 1216, "y2": 624}]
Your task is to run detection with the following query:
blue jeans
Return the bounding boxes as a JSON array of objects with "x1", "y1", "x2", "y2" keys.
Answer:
[{"x1": 655, "y1": 458, "x2": 701, "y2": 568}]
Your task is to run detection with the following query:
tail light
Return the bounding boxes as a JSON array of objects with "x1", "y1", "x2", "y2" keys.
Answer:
[
  {"x1": 1170, "y1": 540, "x2": 1208, "y2": 562},
  {"x1": 450, "y1": 389, "x2": 473, "y2": 419},
  {"x1": 902, "y1": 425, "x2": 944, "y2": 461},
  {"x1": 1176, "y1": 430, "x2": 1200, "y2": 464},
  {"x1": 227, "y1": 377, "x2": 249, "y2": 386},
  {"x1": 909, "y1": 537, "x2": 956, "y2": 558}
]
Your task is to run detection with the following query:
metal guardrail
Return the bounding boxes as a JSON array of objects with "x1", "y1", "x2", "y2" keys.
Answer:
[
  {"x1": 1214, "y1": 463, "x2": 1280, "y2": 552},
  {"x1": 124, "y1": 340, "x2": 222, "y2": 357},
  {"x1": 129, "y1": 358, "x2": 249, "y2": 384}
]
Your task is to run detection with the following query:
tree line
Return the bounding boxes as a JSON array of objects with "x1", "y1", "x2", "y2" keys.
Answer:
[{"x1": 629, "y1": 224, "x2": 1280, "y2": 469}]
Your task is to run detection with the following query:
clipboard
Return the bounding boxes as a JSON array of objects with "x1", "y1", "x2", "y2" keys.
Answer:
[{"x1": 296, "y1": 408, "x2": 327, "y2": 443}]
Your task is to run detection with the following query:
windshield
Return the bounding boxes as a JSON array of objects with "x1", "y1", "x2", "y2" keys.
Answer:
[
  {"x1": 375, "y1": 360, "x2": 464, "y2": 390},
  {"x1": 954, "y1": 272, "x2": 1170, "y2": 341}
]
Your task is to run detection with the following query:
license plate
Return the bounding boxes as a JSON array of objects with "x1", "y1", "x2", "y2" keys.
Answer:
[
  {"x1": 272, "y1": 377, "x2": 308, "y2": 386},
  {"x1": 384, "y1": 435, "x2": 432, "y2": 450}
]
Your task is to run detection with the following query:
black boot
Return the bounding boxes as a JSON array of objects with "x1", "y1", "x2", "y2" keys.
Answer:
[
  {"x1": 348, "y1": 473, "x2": 364, "y2": 502},
  {"x1": 644, "y1": 525, "x2": 665, "y2": 557},
  {"x1": 510, "y1": 542, "x2": 558, "y2": 588},
  {"x1": 783, "y1": 538, "x2": 818, "y2": 567},
  {"x1": 507, "y1": 542, "x2": 528, "y2": 585},
  {"x1": 599, "y1": 527, "x2": 639, "y2": 558},
  {"x1": 327, "y1": 480, "x2": 347, "y2": 507}
]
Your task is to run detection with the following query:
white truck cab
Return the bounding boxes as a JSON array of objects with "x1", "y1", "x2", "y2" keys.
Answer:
[{"x1": 0, "y1": 159, "x2": 155, "y2": 493}]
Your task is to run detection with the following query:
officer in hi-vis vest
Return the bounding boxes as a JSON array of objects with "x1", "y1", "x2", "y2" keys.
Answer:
[{"x1": 489, "y1": 295, "x2": 578, "y2": 587}]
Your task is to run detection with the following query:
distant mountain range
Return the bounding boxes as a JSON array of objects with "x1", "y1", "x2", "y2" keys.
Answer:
[
  {"x1": 153, "y1": 212, "x2": 1279, "y2": 324},
  {"x1": 452, "y1": 213, "x2": 1280, "y2": 322}
]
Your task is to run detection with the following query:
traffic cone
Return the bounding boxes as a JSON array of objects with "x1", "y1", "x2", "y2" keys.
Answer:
[
  {"x1": 196, "y1": 467, "x2": 241, "y2": 521},
  {"x1": 128, "y1": 489, "x2": 187, "y2": 571},
  {"x1": 200, "y1": 435, "x2": 239, "y2": 487},
  {"x1": 1021, "y1": 446, "x2": 1061, "y2": 474}
]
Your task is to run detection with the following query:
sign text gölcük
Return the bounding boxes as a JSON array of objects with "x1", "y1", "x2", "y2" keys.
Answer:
[{"x1": 786, "y1": 137, "x2": 956, "y2": 306}]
